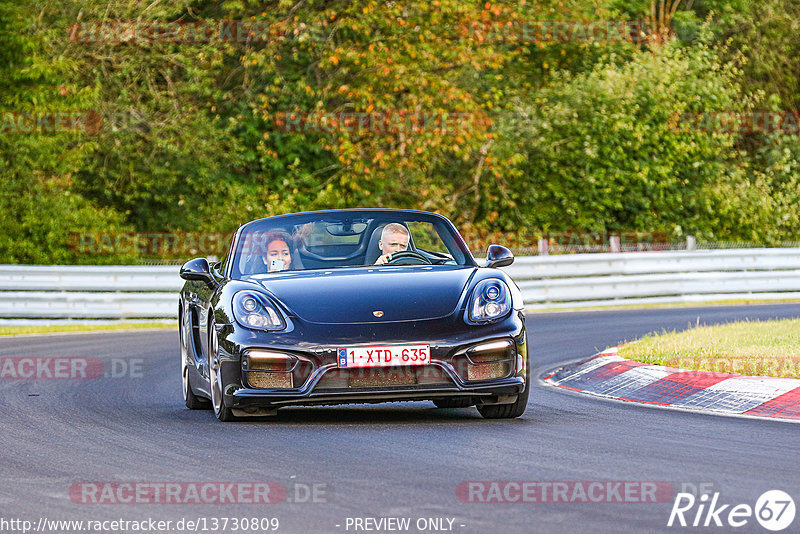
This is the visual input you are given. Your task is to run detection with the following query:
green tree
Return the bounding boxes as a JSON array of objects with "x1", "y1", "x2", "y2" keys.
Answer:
[
  {"x1": 0, "y1": 0, "x2": 131, "y2": 264},
  {"x1": 492, "y1": 36, "x2": 780, "y2": 240}
]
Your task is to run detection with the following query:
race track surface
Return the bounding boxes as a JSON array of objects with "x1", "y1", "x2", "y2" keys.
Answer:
[{"x1": 1, "y1": 304, "x2": 798, "y2": 533}]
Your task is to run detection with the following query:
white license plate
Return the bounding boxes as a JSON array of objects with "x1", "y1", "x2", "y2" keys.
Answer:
[{"x1": 337, "y1": 344, "x2": 430, "y2": 368}]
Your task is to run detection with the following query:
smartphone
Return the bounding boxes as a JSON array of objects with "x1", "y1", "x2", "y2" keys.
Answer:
[{"x1": 269, "y1": 259, "x2": 285, "y2": 272}]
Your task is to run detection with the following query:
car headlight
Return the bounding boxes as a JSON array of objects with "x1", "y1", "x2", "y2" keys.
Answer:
[
  {"x1": 233, "y1": 290, "x2": 285, "y2": 331},
  {"x1": 468, "y1": 279, "x2": 512, "y2": 323}
]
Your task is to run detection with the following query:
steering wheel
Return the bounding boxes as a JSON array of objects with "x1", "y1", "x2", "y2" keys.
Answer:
[{"x1": 386, "y1": 250, "x2": 433, "y2": 265}]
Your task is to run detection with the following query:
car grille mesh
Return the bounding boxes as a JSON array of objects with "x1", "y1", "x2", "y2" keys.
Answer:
[
  {"x1": 247, "y1": 371, "x2": 293, "y2": 389},
  {"x1": 315, "y1": 366, "x2": 451, "y2": 390}
]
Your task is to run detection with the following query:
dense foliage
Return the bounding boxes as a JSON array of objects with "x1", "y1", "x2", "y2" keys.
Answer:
[{"x1": 1, "y1": 0, "x2": 799, "y2": 263}]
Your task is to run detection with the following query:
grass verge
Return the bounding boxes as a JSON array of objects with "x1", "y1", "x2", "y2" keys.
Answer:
[
  {"x1": 617, "y1": 318, "x2": 800, "y2": 378},
  {"x1": 0, "y1": 322, "x2": 174, "y2": 336}
]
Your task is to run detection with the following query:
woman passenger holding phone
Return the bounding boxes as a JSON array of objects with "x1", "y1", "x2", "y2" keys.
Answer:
[{"x1": 262, "y1": 232, "x2": 295, "y2": 272}]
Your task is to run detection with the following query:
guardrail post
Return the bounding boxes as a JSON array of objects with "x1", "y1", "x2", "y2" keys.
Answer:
[
  {"x1": 686, "y1": 236, "x2": 696, "y2": 251},
  {"x1": 609, "y1": 236, "x2": 621, "y2": 253},
  {"x1": 538, "y1": 238, "x2": 549, "y2": 256}
]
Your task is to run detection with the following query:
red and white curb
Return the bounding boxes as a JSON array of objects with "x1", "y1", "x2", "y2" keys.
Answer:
[{"x1": 543, "y1": 347, "x2": 800, "y2": 422}]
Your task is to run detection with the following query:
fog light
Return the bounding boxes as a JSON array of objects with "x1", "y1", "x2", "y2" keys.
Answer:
[
  {"x1": 247, "y1": 351, "x2": 297, "y2": 370},
  {"x1": 461, "y1": 339, "x2": 515, "y2": 381},
  {"x1": 244, "y1": 351, "x2": 297, "y2": 389}
]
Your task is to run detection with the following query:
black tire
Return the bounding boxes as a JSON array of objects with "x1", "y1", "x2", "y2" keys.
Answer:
[
  {"x1": 432, "y1": 398, "x2": 474, "y2": 409},
  {"x1": 208, "y1": 318, "x2": 236, "y2": 422},
  {"x1": 477, "y1": 355, "x2": 530, "y2": 419},
  {"x1": 183, "y1": 365, "x2": 211, "y2": 410},
  {"x1": 181, "y1": 307, "x2": 210, "y2": 410}
]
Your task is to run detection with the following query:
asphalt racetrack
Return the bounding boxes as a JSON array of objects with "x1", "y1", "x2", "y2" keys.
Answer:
[{"x1": 1, "y1": 304, "x2": 798, "y2": 533}]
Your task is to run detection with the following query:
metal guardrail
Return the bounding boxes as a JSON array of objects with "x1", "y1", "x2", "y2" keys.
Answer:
[
  {"x1": 0, "y1": 265, "x2": 180, "y2": 318},
  {"x1": 1, "y1": 248, "x2": 799, "y2": 318},
  {"x1": 502, "y1": 249, "x2": 800, "y2": 309},
  {"x1": 0, "y1": 265, "x2": 180, "y2": 292}
]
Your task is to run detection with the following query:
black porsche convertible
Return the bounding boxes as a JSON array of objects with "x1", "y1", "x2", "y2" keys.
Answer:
[{"x1": 179, "y1": 208, "x2": 529, "y2": 421}]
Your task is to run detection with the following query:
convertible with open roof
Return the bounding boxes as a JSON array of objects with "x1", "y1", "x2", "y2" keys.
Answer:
[{"x1": 179, "y1": 208, "x2": 529, "y2": 421}]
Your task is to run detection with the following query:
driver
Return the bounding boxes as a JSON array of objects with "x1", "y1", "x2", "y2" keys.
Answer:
[{"x1": 374, "y1": 223, "x2": 410, "y2": 265}]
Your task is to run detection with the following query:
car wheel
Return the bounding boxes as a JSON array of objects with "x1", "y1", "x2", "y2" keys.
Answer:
[
  {"x1": 208, "y1": 318, "x2": 236, "y2": 422},
  {"x1": 181, "y1": 311, "x2": 210, "y2": 410},
  {"x1": 477, "y1": 354, "x2": 530, "y2": 419},
  {"x1": 432, "y1": 398, "x2": 474, "y2": 408}
]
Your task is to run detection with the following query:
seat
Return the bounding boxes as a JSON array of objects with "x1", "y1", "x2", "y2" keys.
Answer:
[
  {"x1": 289, "y1": 240, "x2": 305, "y2": 270},
  {"x1": 364, "y1": 226, "x2": 385, "y2": 265}
]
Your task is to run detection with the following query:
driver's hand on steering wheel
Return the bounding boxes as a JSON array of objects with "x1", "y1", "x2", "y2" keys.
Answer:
[{"x1": 375, "y1": 253, "x2": 393, "y2": 265}]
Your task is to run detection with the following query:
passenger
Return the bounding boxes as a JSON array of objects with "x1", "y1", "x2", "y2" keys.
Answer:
[
  {"x1": 374, "y1": 223, "x2": 410, "y2": 265},
  {"x1": 261, "y1": 232, "x2": 296, "y2": 272}
]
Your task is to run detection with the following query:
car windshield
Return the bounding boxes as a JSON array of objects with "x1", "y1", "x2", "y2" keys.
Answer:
[{"x1": 227, "y1": 210, "x2": 475, "y2": 279}]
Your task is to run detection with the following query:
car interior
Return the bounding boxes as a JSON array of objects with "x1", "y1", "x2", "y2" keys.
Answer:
[{"x1": 237, "y1": 218, "x2": 458, "y2": 276}]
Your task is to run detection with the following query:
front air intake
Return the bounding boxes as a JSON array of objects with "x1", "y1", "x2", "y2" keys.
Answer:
[{"x1": 454, "y1": 339, "x2": 516, "y2": 382}]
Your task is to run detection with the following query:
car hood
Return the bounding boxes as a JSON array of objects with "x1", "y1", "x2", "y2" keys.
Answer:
[{"x1": 253, "y1": 265, "x2": 476, "y2": 324}]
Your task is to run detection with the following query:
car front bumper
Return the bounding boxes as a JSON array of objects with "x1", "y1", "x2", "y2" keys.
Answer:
[
  {"x1": 230, "y1": 365, "x2": 525, "y2": 410},
  {"x1": 216, "y1": 310, "x2": 528, "y2": 412}
]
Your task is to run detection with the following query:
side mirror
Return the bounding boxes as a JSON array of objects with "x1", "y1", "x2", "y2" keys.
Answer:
[
  {"x1": 180, "y1": 258, "x2": 215, "y2": 285},
  {"x1": 485, "y1": 244, "x2": 514, "y2": 268}
]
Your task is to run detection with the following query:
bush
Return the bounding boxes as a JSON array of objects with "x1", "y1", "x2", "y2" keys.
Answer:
[{"x1": 492, "y1": 36, "x2": 785, "y2": 240}]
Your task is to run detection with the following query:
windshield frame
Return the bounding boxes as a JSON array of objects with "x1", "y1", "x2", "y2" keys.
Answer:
[{"x1": 224, "y1": 208, "x2": 477, "y2": 280}]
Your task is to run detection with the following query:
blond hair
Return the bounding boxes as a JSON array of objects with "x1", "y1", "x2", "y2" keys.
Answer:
[{"x1": 381, "y1": 222, "x2": 409, "y2": 240}]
